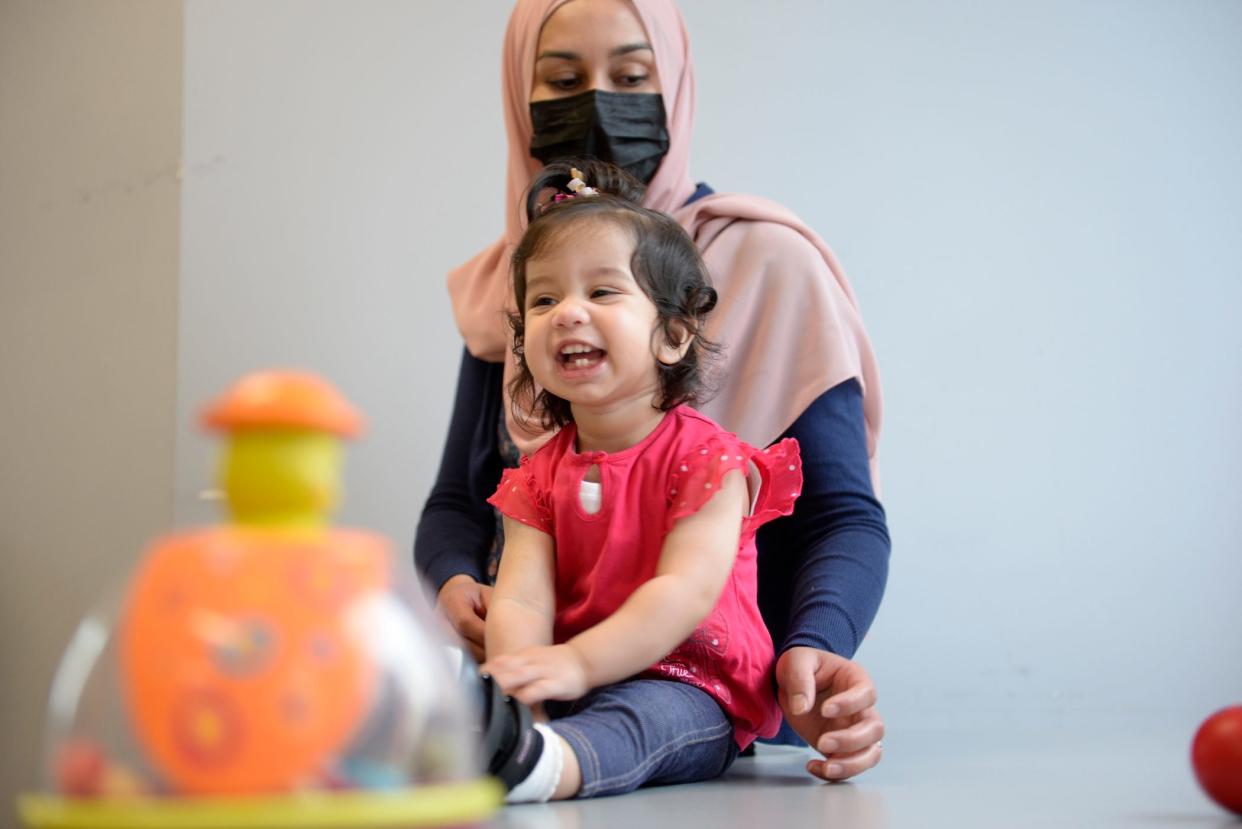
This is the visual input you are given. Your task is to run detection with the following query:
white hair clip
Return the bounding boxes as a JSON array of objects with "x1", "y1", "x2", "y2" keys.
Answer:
[{"x1": 567, "y1": 168, "x2": 598, "y2": 196}]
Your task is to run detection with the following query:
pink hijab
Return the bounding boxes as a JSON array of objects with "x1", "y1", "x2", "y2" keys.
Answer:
[{"x1": 447, "y1": 0, "x2": 882, "y2": 486}]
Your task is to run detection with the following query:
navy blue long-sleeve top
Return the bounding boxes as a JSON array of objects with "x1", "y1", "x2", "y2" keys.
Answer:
[{"x1": 414, "y1": 348, "x2": 890, "y2": 661}]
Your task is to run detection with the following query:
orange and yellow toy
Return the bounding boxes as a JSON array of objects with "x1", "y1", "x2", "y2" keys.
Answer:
[{"x1": 21, "y1": 371, "x2": 500, "y2": 829}]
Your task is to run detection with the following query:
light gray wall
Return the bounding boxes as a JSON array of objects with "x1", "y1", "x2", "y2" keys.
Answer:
[
  {"x1": 685, "y1": 1, "x2": 1242, "y2": 731},
  {"x1": 176, "y1": 1, "x2": 510, "y2": 547},
  {"x1": 0, "y1": 1, "x2": 183, "y2": 821},
  {"x1": 178, "y1": 0, "x2": 1242, "y2": 734}
]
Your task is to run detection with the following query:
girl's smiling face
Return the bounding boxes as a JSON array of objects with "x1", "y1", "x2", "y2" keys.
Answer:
[{"x1": 521, "y1": 217, "x2": 681, "y2": 420}]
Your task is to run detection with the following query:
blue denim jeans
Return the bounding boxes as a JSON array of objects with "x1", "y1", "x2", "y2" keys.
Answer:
[{"x1": 544, "y1": 678, "x2": 740, "y2": 798}]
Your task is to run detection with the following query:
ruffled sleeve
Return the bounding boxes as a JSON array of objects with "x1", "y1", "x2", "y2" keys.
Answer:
[
  {"x1": 745, "y1": 437, "x2": 803, "y2": 531},
  {"x1": 487, "y1": 456, "x2": 553, "y2": 535},
  {"x1": 667, "y1": 435, "x2": 804, "y2": 532},
  {"x1": 666, "y1": 432, "x2": 754, "y2": 532}
]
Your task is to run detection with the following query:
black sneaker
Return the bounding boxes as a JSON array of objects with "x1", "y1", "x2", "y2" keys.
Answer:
[{"x1": 479, "y1": 672, "x2": 545, "y2": 790}]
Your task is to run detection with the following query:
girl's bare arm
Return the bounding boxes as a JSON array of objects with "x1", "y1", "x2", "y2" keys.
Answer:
[
  {"x1": 566, "y1": 469, "x2": 747, "y2": 688},
  {"x1": 484, "y1": 516, "x2": 557, "y2": 660}
]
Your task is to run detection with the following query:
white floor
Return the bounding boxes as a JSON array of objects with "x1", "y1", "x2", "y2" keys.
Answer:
[{"x1": 491, "y1": 719, "x2": 1240, "y2": 829}]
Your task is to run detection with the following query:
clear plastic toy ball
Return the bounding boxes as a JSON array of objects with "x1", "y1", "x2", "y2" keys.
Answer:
[
  {"x1": 18, "y1": 372, "x2": 500, "y2": 829},
  {"x1": 20, "y1": 534, "x2": 497, "y2": 829}
]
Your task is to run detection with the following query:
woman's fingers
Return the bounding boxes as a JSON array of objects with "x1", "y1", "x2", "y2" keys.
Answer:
[
  {"x1": 455, "y1": 610, "x2": 486, "y2": 653},
  {"x1": 816, "y1": 706, "x2": 884, "y2": 755},
  {"x1": 819, "y1": 676, "x2": 877, "y2": 718},
  {"x1": 455, "y1": 617, "x2": 486, "y2": 663},
  {"x1": 806, "y1": 741, "x2": 883, "y2": 782},
  {"x1": 437, "y1": 577, "x2": 488, "y2": 655},
  {"x1": 463, "y1": 638, "x2": 486, "y2": 663}
]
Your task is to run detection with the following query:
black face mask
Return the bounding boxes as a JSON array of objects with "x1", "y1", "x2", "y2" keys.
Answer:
[{"x1": 529, "y1": 90, "x2": 670, "y2": 184}]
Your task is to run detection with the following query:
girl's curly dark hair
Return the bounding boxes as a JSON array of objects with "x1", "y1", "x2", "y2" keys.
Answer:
[{"x1": 508, "y1": 159, "x2": 721, "y2": 432}]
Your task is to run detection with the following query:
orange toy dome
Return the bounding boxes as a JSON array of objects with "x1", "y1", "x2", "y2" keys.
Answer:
[
  {"x1": 202, "y1": 371, "x2": 364, "y2": 438},
  {"x1": 120, "y1": 527, "x2": 390, "y2": 795}
]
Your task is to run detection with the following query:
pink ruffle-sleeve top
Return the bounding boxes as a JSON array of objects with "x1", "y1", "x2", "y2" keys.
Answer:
[{"x1": 488, "y1": 406, "x2": 802, "y2": 747}]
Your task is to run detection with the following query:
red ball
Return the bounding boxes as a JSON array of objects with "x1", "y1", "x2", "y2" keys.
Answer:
[
  {"x1": 54, "y1": 739, "x2": 107, "y2": 797},
  {"x1": 1191, "y1": 705, "x2": 1242, "y2": 816}
]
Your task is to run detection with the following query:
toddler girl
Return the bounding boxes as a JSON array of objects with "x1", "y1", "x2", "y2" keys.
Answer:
[{"x1": 479, "y1": 159, "x2": 802, "y2": 801}]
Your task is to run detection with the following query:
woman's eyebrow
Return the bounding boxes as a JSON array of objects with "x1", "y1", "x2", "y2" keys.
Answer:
[
  {"x1": 611, "y1": 43, "x2": 652, "y2": 57},
  {"x1": 536, "y1": 43, "x2": 652, "y2": 62}
]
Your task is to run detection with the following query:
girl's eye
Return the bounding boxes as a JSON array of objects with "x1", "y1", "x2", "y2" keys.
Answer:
[
  {"x1": 590, "y1": 288, "x2": 617, "y2": 299},
  {"x1": 530, "y1": 296, "x2": 556, "y2": 308}
]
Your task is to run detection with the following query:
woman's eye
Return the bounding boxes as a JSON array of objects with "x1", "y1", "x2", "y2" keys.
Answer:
[
  {"x1": 617, "y1": 74, "x2": 648, "y2": 88},
  {"x1": 548, "y1": 75, "x2": 580, "y2": 91}
]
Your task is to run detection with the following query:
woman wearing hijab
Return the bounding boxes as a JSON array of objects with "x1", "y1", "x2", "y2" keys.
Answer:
[{"x1": 415, "y1": 0, "x2": 889, "y2": 782}]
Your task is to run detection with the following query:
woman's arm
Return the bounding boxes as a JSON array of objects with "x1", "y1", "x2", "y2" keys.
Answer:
[
  {"x1": 484, "y1": 517, "x2": 557, "y2": 660},
  {"x1": 413, "y1": 347, "x2": 506, "y2": 659},
  {"x1": 757, "y1": 378, "x2": 890, "y2": 781},
  {"x1": 413, "y1": 347, "x2": 505, "y2": 590},
  {"x1": 483, "y1": 470, "x2": 748, "y2": 704},
  {"x1": 756, "y1": 378, "x2": 890, "y2": 658}
]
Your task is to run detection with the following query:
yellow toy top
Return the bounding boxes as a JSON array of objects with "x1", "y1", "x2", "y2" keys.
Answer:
[{"x1": 200, "y1": 371, "x2": 365, "y2": 529}]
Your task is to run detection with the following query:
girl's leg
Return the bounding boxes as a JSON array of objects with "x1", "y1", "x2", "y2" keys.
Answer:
[
  {"x1": 552, "y1": 734, "x2": 581, "y2": 799},
  {"x1": 545, "y1": 678, "x2": 738, "y2": 799},
  {"x1": 482, "y1": 675, "x2": 736, "y2": 801},
  {"x1": 480, "y1": 675, "x2": 580, "y2": 802}
]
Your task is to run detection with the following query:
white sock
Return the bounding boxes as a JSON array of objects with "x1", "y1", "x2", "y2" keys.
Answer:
[{"x1": 505, "y1": 723, "x2": 564, "y2": 804}]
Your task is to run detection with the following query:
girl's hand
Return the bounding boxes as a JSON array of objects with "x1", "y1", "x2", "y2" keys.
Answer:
[
  {"x1": 480, "y1": 644, "x2": 590, "y2": 706},
  {"x1": 776, "y1": 647, "x2": 885, "y2": 781}
]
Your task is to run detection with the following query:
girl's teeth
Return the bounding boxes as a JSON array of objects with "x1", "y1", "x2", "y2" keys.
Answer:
[{"x1": 574, "y1": 358, "x2": 590, "y2": 367}]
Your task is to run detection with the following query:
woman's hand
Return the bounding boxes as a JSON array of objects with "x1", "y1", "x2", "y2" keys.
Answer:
[
  {"x1": 776, "y1": 647, "x2": 885, "y2": 781},
  {"x1": 481, "y1": 644, "x2": 590, "y2": 707},
  {"x1": 436, "y1": 574, "x2": 492, "y2": 662}
]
